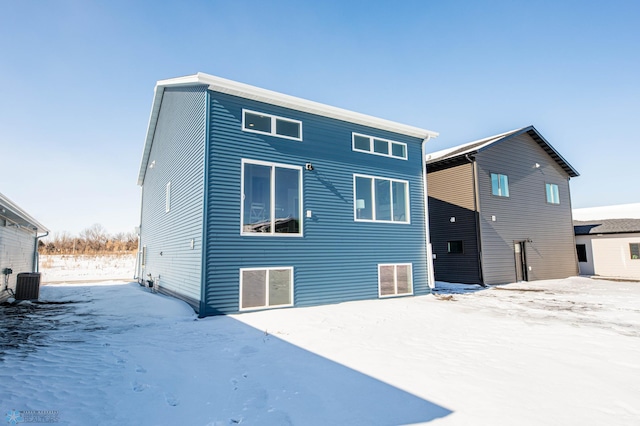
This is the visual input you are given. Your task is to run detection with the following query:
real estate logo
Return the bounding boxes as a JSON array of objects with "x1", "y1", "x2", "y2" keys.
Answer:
[{"x1": 5, "y1": 409, "x2": 59, "y2": 424}]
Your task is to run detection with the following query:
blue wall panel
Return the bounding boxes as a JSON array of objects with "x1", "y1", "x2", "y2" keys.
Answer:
[{"x1": 202, "y1": 92, "x2": 430, "y2": 315}]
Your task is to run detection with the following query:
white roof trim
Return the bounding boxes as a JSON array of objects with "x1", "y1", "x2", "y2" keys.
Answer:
[
  {"x1": 138, "y1": 73, "x2": 438, "y2": 185},
  {"x1": 0, "y1": 191, "x2": 49, "y2": 232},
  {"x1": 426, "y1": 128, "x2": 522, "y2": 163}
]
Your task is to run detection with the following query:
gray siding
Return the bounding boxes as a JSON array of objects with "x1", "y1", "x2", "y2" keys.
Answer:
[
  {"x1": 138, "y1": 86, "x2": 207, "y2": 306},
  {"x1": 476, "y1": 133, "x2": 578, "y2": 284},
  {"x1": 427, "y1": 163, "x2": 481, "y2": 283},
  {"x1": 202, "y1": 92, "x2": 430, "y2": 315},
  {"x1": 0, "y1": 221, "x2": 36, "y2": 302}
]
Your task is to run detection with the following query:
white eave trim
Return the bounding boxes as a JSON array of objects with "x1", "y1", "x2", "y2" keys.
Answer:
[{"x1": 138, "y1": 73, "x2": 438, "y2": 185}]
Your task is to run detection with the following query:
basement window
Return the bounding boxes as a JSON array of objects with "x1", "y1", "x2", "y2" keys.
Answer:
[
  {"x1": 242, "y1": 109, "x2": 302, "y2": 141},
  {"x1": 240, "y1": 267, "x2": 293, "y2": 310},
  {"x1": 379, "y1": 264, "x2": 413, "y2": 297}
]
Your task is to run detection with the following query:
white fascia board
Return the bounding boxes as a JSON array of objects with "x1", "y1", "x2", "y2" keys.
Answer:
[
  {"x1": 426, "y1": 128, "x2": 523, "y2": 163},
  {"x1": 0, "y1": 191, "x2": 49, "y2": 232},
  {"x1": 138, "y1": 73, "x2": 439, "y2": 185}
]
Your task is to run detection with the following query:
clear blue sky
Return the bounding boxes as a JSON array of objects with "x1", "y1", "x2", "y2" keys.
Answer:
[{"x1": 1, "y1": 0, "x2": 638, "y2": 236}]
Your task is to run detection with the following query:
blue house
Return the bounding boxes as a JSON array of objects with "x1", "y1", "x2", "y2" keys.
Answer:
[{"x1": 136, "y1": 73, "x2": 438, "y2": 316}]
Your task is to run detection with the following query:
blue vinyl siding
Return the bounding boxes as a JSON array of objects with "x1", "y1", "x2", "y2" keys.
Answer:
[
  {"x1": 202, "y1": 92, "x2": 429, "y2": 315},
  {"x1": 139, "y1": 86, "x2": 207, "y2": 306}
]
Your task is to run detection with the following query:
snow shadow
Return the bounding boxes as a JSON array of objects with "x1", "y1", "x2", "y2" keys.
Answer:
[
  {"x1": 211, "y1": 316, "x2": 453, "y2": 425},
  {"x1": 0, "y1": 299, "x2": 99, "y2": 361},
  {"x1": 432, "y1": 281, "x2": 488, "y2": 295}
]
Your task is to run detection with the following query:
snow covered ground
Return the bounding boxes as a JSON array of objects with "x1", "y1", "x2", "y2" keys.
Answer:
[
  {"x1": 1, "y1": 272, "x2": 639, "y2": 425},
  {"x1": 39, "y1": 254, "x2": 136, "y2": 283}
]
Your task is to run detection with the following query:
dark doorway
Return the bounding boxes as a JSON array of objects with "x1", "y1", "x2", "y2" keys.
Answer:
[{"x1": 514, "y1": 241, "x2": 528, "y2": 282}]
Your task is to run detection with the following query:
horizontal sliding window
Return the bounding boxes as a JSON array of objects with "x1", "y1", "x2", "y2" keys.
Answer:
[
  {"x1": 241, "y1": 159, "x2": 302, "y2": 236},
  {"x1": 546, "y1": 183, "x2": 560, "y2": 204},
  {"x1": 491, "y1": 173, "x2": 509, "y2": 197},
  {"x1": 242, "y1": 109, "x2": 302, "y2": 141},
  {"x1": 240, "y1": 267, "x2": 293, "y2": 311},
  {"x1": 354, "y1": 174, "x2": 409, "y2": 223},
  {"x1": 379, "y1": 263, "x2": 413, "y2": 297},
  {"x1": 352, "y1": 133, "x2": 407, "y2": 160}
]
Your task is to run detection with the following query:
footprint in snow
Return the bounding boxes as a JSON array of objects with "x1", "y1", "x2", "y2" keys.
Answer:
[
  {"x1": 131, "y1": 381, "x2": 148, "y2": 392},
  {"x1": 135, "y1": 365, "x2": 146, "y2": 373},
  {"x1": 164, "y1": 392, "x2": 179, "y2": 406}
]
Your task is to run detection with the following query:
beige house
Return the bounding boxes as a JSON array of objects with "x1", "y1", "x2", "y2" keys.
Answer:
[{"x1": 574, "y1": 219, "x2": 640, "y2": 280}]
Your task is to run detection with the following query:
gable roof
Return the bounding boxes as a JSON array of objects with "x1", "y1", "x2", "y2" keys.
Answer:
[
  {"x1": 426, "y1": 126, "x2": 579, "y2": 177},
  {"x1": 138, "y1": 72, "x2": 439, "y2": 185},
  {"x1": 574, "y1": 219, "x2": 640, "y2": 235},
  {"x1": 0, "y1": 191, "x2": 49, "y2": 232}
]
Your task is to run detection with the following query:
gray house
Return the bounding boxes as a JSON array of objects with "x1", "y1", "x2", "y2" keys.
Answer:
[
  {"x1": 136, "y1": 73, "x2": 439, "y2": 316},
  {"x1": 1, "y1": 192, "x2": 49, "y2": 303},
  {"x1": 426, "y1": 126, "x2": 579, "y2": 285}
]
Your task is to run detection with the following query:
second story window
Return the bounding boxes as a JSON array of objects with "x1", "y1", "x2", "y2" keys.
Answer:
[
  {"x1": 242, "y1": 109, "x2": 302, "y2": 141},
  {"x1": 546, "y1": 183, "x2": 560, "y2": 204},
  {"x1": 354, "y1": 174, "x2": 409, "y2": 223},
  {"x1": 352, "y1": 133, "x2": 407, "y2": 160},
  {"x1": 491, "y1": 173, "x2": 509, "y2": 197}
]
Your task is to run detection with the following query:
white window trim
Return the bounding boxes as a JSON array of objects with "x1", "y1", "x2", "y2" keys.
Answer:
[
  {"x1": 546, "y1": 183, "x2": 560, "y2": 205},
  {"x1": 378, "y1": 263, "x2": 414, "y2": 298},
  {"x1": 240, "y1": 158, "x2": 304, "y2": 237},
  {"x1": 352, "y1": 132, "x2": 407, "y2": 160},
  {"x1": 242, "y1": 108, "x2": 303, "y2": 141},
  {"x1": 491, "y1": 173, "x2": 510, "y2": 198},
  {"x1": 239, "y1": 266, "x2": 294, "y2": 311},
  {"x1": 353, "y1": 173, "x2": 410, "y2": 224},
  {"x1": 165, "y1": 182, "x2": 171, "y2": 213}
]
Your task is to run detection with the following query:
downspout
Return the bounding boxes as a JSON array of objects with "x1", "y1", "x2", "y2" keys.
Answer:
[
  {"x1": 422, "y1": 137, "x2": 436, "y2": 288},
  {"x1": 198, "y1": 90, "x2": 212, "y2": 317},
  {"x1": 33, "y1": 229, "x2": 49, "y2": 273},
  {"x1": 466, "y1": 154, "x2": 484, "y2": 284}
]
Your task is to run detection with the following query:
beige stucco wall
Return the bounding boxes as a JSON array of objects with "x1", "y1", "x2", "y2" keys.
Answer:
[{"x1": 576, "y1": 233, "x2": 640, "y2": 279}]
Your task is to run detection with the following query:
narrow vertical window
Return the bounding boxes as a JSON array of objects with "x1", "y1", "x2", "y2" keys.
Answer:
[
  {"x1": 165, "y1": 182, "x2": 171, "y2": 212},
  {"x1": 546, "y1": 183, "x2": 560, "y2": 204},
  {"x1": 630, "y1": 243, "x2": 640, "y2": 260},
  {"x1": 576, "y1": 244, "x2": 587, "y2": 262},
  {"x1": 491, "y1": 173, "x2": 509, "y2": 197}
]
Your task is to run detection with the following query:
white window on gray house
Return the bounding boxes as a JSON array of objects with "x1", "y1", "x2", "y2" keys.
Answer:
[
  {"x1": 165, "y1": 182, "x2": 171, "y2": 212},
  {"x1": 242, "y1": 109, "x2": 302, "y2": 141},
  {"x1": 354, "y1": 174, "x2": 409, "y2": 223},
  {"x1": 379, "y1": 264, "x2": 413, "y2": 297},
  {"x1": 352, "y1": 133, "x2": 407, "y2": 160},
  {"x1": 630, "y1": 243, "x2": 640, "y2": 260},
  {"x1": 241, "y1": 159, "x2": 302, "y2": 235},
  {"x1": 240, "y1": 267, "x2": 293, "y2": 310},
  {"x1": 546, "y1": 183, "x2": 560, "y2": 204},
  {"x1": 491, "y1": 173, "x2": 509, "y2": 197}
]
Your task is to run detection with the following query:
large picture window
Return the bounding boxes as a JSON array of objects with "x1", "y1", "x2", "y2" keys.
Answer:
[
  {"x1": 241, "y1": 160, "x2": 302, "y2": 236},
  {"x1": 491, "y1": 173, "x2": 509, "y2": 197},
  {"x1": 242, "y1": 109, "x2": 302, "y2": 141},
  {"x1": 240, "y1": 267, "x2": 293, "y2": 310},
  {"x1": 379, "y1": 264, "x2": 413, "y2": 297},
  {"x1": 354, "y1": 174, "x2": 409, "y2": 223}
]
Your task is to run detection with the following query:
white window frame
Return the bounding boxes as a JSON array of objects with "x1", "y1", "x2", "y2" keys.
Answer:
[
  {"x1": 491, "y1": 173, "x2": 510, "y2": 197},
  {"x1": 242, "y1": 109, "x2": 303, "y2": 141},
  {"x1": 165, "y1": 182, "x2": 171, "y2": 213},
  {"x1": 378, "y1": 263, "x2": 413, "y2": 298},
  {"x1": 240, "y1": 159, "x2": 303, "y2": 237},
  {"x1": 546, "y1": 183, "x2": 560, "y2": 204},
  {"x1": 239, "y1": 266, "x2": 294, "y2": 311},
  {"x1": 352, "y1": 132, "x2": 407, "y2": 160},
  {"x1": 353, "y1": 173, "x2": 410, "y2": 224}
]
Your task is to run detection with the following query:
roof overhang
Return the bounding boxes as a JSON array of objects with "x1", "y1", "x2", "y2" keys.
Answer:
[
  {"x1": 426, "y1": 126, "x2": 579, "y2": 177},
  {"x1": 0, "y1": 192, "x2": 49, "y2": 233},
  {"x1": 137, "y1": 73, "x2": 439, "y2": 185}
]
